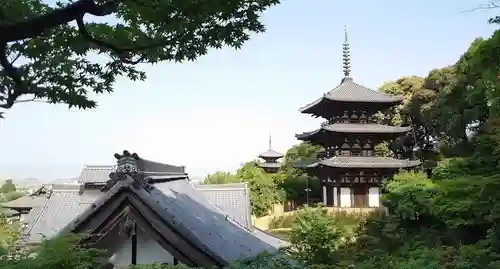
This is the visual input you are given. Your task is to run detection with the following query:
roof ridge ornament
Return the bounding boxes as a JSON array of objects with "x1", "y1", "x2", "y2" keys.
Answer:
[
  {"x1": 342, "y1": 25, "x2": 351, "y2": 78},
  {"x1": 115, "y1": 150, "x2": 139, "y2": 173},
  {"x1": 101, "y1": 150, "x2": 156, "y2": 193}
]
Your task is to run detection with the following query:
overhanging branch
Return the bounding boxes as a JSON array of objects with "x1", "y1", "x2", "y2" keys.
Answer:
[
  {"x1": 76, "y1": 16, "x2": 184, "y2": 65},
  {"x1": 76, "y1": 17, "x2": 146, "y2": 64},
  {"x1": 0, "y1": 43, "x2": 26, "y2": 109},
  {"x1": 0, "y1": 0, "x2": 119, "y2": 43}
]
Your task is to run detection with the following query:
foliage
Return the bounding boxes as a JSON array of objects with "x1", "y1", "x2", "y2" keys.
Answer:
[
  {"x1": 202, "y1": 142, "x2": 324, "y2": 216},
  {"x1": 127, "y1": 252, "x2": 305, "y2": 269},
  {"x1": 0, "y1": 192, "x2": 24, "y2": 203},
  {"x1": 283, "y1": 23, "x2": 500, "y2": 269},
  {"x1": 225, "y1": 252, "x2": 305, "y2": 269},
  {"x1": 279, "y1": 143, "x2": 322, "y2": 204},
  {"x1": 203, "y1": 171, "x2": 239, "y2": 184},
  {"x1": 0, "y1": 180, "x2": 16, "y2": 194},
  {"x1": 236, "y1": 161, "x2": 284, "y2": 217},
  {"x1": 0, "y1": 0, "x2": 280, "y2": 117},
  {"x1": 202, "y1": 161, "x2": 283, "y2": 217},
  {"x1": 286, "y1": 206, "x2": 357, "y2": 267},
  {"x1": 0, "y1": 235, "x2": 108, "y2": 269},
  {"x1": 0, "y1": 218, "x2": 20, "y2": 251}
]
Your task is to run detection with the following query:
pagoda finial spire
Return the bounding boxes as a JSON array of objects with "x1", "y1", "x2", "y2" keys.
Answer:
[
  {"x1": 342, "y1": 25, "x2": 351, "y2": 78},
  {"x1": 268, "y1": 133, "x2": 272, "y2": 149}
]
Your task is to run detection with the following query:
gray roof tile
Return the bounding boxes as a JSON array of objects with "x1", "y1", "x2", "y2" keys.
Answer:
[
  {"x1": 1, "y1": 196, "x2": 48, "y2": 209},
  {"x1": 77, "y1": 165, "x2": 115, "y2": 184},
  {"x1": 310, "y1": 156, "x2": 421, "y2": 169},
  {"x1": 21, "y1": 173, "x2": 287, "y2": 250},
  {"x1": 258, "y1": 149, "x2": 284, "y2": 159},
  {"x1": 296, "y1": 123, "x2": 412, "y2": 141},
  {"x1": 191, "y1": 183, "x2": 252, "y2": 229},
  {"x1": 132, "y1": 177, "x2": 279, "y2": 262},
  {"x1": 300, "y1": 77, "x2": 403, "y2": 113}
]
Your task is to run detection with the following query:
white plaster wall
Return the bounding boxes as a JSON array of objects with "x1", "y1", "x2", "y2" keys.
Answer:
[
  {"x1": 109, "y1": 229, "x2": 174, "y2": 269},
  {"x1": 340, "y1": 187, "x2": 351, "y2": 207},
  {"x1": 368, "y1": 187, "x2": 380, "y2": 207}
]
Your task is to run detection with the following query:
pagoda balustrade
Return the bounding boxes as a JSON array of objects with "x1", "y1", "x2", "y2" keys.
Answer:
[{"x1": 326, "y1": 109, "x2": 376, "y2": 124}]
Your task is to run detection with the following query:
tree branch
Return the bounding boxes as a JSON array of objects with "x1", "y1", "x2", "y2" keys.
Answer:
[
  {"x1": 76, "y1": 17, "x2": 146, "y2": 64},
  {"x1": 0, "y1": 43, "x2": 26, "y2": 109},
  {"x1": 75, "y1": 16, "x2": 184, "y2": 65},
  {"x1": 0, "y1": 0, "x2": 119, "y2": 43}
]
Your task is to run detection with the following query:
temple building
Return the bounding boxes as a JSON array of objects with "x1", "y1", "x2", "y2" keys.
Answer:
[
  {"x1": 4, "y1": 151, "x2": 287, "y2": 268},
  {"x1": 295, "y1": 28, "x2": 420, "y2": 209},
  {"x1": 257, "y1": 134, "x2": 284, "y2": 173}
]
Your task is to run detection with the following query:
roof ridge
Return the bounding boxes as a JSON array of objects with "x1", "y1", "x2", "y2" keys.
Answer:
[{"x1": 84, "y1": 164, "x2": 116, "y2": 168}]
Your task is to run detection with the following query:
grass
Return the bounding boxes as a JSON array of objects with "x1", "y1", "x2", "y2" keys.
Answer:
[{"x1": 269, "y1": 228, "x2": 292, "y2": 241}]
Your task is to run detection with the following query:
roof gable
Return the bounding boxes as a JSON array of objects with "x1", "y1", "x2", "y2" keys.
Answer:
[{"x1": 60, "y1": 151, "x2": 279, "y2": 266}]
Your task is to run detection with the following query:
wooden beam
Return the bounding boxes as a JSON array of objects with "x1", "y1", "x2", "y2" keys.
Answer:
[{"x1": 131, "y1": 224, "x2": 137, "y2": 265}]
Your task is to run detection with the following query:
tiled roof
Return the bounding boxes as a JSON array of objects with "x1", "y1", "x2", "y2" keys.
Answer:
[
  {"x1": 309, "y1": 156, "x2": 421, "y2": 169},
  {"x1": 137, "y1": 158, "x2": 185, "y2": 174},
  {"x1": 20, "y1": 186, "x2": 103, "y2": 244},
  {"x1": 21, "y1": 170, "x2": 287, "y2": 250},
  {"x1": 191, "y1": 183, "x2": 252, "y2": 229},
  {"x1": 258, "y1": 149, "x2": 284, "y2": 159},
  {"x1": 1, "y1": 186, "x2": 51, "y2": 209},
  {"x1": 59, "y1": 172, "x2": 280, "y2": 264},
  {"x1": 1, "y1": 195, "x2": 48, "y2": 209},
  {"x1": 78, "y1": 160, "x2": 186, "y2": 184},
  {"x1": 77, "y1": 165, "x2": 115, "y2": 184},
  {"x1": 300, "y1": 77, "x2": 403, "y2": 113},
  {"x1": 296, "y1": 123, "x2": 412, "y2": 140}
]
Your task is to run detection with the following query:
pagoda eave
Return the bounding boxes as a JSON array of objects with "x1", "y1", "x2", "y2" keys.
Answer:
[
  {"x1": 299, "y1": 96, "x2": 327, "y2": 115},
  {"x1": 296, "y1": 124, "x2": 413, "y2": 143},
  {"x1": 307, "y1": 157, "x2": 421, "y2": 169}
]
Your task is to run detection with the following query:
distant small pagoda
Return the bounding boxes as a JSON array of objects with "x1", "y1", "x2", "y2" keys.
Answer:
[{"x1": 257, "y1": 134, "x2": 284, "y2": 173}]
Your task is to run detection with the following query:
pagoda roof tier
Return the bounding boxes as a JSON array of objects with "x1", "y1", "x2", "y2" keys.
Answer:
[
  {"x1": 258, "y1": 149, "x2": 284, "y2": 159},
  {"x1": 307, "y1": 156, "x2": 421, "y2": 169},
  {"x1": 299, "y1": 77, "x2": 403, "y2": 115},
  {"x1": 258, "y1": 162, "x2": 281, "y2": 169},
  {"x1": 296, "y1": 123, "x2": 412, "y2": 141}
]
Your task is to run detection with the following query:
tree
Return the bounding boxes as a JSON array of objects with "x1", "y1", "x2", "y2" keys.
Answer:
[
  {"x1": 0, "y1": 0, "x2": 280, "y2": 117},
  {"x1": 286, "y1": 206, "x2": 345, "y2": 267},
  {"x1": 0, "y1": 235, "x2": 109, "y2": 269},
  {"x1": 280, "y1": 143, "x2": 322, "y2": 205},
  {"x1": 235, "y1": 161, "x2": 283, "y2": 217},
  {"x1": 377, "y1": 76, "x2": 441, "y2": 170},
  {"x1": 0, "y1": 180, "x2": 16, "y2": 194},
  {"x1": 203, "y1": 171, "x2": 239, "y2": 184}
]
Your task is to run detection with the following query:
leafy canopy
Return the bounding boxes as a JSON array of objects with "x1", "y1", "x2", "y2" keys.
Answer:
[{"x1": 0, "y1": 0, "x2": 280, "y2": 117}]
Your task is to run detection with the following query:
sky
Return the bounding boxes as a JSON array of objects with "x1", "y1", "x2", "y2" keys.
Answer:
[{"x1": 0, "y1": 0, "x2": 498, "y2": 182}]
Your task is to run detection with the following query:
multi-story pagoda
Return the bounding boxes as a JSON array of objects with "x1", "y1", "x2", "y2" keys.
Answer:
[
  {"x1": 257, "y1": 134, "x2": 284, "y2": 173},
  {"x1": 295, "y1": 28, "x2": 420, "y2": 208}
]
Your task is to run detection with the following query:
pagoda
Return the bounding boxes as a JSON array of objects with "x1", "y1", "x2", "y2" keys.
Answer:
[
  {"x1": 257, "y1": 134, "x2": 284, "y2": 173},
  {"x1": 295, "y1": 28, "x2": 420, "y2": 208}
]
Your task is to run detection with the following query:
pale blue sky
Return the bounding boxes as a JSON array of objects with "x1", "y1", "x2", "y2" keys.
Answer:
[{"x1": 0, "y1": 0, "x2": 497, "y2": 181}]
